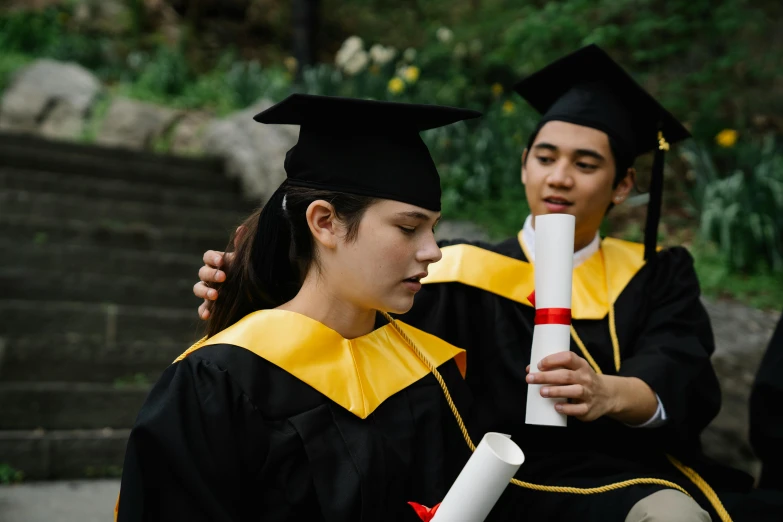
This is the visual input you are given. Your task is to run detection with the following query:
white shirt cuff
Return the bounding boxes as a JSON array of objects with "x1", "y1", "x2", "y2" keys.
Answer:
[{"x1": 626, "y1": 394, "x2": 668, "y2": 428}]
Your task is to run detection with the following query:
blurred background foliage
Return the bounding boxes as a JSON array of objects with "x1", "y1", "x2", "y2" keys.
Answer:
[{"x1": 1, "y1": 0, "x2": 781, "y2": 305}]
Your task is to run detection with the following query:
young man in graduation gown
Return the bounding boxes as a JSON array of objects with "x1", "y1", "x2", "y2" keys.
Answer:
[
  {"x1": 116, "y1": 95, "x2": 496, "y2": 522},
  {"x1": 398, "y1": 45, "x2": 754, "y2": 522},
  {"x1": 194, "y1": 46, "x2": 771, "y2": 520}
]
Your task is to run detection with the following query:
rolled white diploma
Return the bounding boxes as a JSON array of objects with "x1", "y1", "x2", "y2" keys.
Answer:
[
  {"x1": 525, "y1": 213, "x2": 575, "y2": 427},
  {"x1": 432, "y1": 432, "x2": 524, "y2": 522}
]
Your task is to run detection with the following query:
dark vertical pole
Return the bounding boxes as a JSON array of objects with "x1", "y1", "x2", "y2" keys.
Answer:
[{"x1": 292, "y1": 0, "x2": 321, "y2": 80}]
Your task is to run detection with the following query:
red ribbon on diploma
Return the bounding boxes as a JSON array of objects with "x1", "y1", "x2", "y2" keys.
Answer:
[
  {"x1": 408, "y1": 502, "x2": 441, "y2": 521},
  {"x1": 527, "y1": 291, "x2": 571, "y2": 326}
]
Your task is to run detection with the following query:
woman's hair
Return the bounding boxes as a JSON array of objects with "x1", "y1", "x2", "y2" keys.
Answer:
[
  {"x1": 523, "y1": 121, "x2": 634, "y2": 187},
  {"x1": 206, "y1": 184, "x2": 376, "y2": 337}
]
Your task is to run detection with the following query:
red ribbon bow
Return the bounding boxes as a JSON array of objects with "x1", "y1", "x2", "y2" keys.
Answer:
[
  {"x1": 408, "y1": 501, "x2": 441, "y2": 521},
  {"x1": 527, "y1": 291, "x2": 571, "y2": 325}
]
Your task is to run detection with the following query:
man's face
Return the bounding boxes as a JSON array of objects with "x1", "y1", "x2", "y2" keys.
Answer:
[{"x1": 521, "y1": 120, "x2": 633, "y2": 247}]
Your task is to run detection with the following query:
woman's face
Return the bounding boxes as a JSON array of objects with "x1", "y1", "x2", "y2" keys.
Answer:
[
  {"x1": 522, "y1": 120, "x2": 634, "y2": 249},
  {"x1": 324, "y1": 199, "x2": 442, "y2": 314}
]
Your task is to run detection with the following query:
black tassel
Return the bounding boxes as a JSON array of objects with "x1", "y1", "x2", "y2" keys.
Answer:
[{"x1": 643, "y1": 132, "x2": 668, "y2": 261}]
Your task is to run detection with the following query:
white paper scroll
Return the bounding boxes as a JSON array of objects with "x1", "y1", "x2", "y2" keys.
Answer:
[
  {"x1": 432, "y1": 432, "x2": 524, "y2": 522},
  {"x1": 525, "y1": 213, "x2": 575, "y2": 427}
]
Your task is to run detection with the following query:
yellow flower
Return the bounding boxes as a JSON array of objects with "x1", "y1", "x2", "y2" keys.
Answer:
[
  {"x1": 283, "y1": 56, "x2": 298, "y2": 74},
  {"x1": 491, "y1": 83, "x2": 503, "y2": 97},
  {"x1": 403, "y1": 66, "x2": 420, "y2": 83},
  {"x1": 388, "y1": 77, "x2": 405, "y2": 95},
  {"x1": 502, "y1": 100, "x2": 516, "y2": 115},
  {"x1": 715, "y1": 129, "x2": 738, "y2": 148}
]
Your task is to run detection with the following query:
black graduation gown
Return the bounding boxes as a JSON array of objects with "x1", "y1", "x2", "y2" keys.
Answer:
[
  {"x1": 116, "y1": 311, "x2": 481, "y2": 522},
  {"x1": 750, "y1": 308, "x2": 783, "y2": 491},
  {"x1": 400, "y1": 235, "x2": 757, "y2": 521}
]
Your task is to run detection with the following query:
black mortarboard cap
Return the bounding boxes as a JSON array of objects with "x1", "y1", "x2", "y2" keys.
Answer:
[
  {"x1": 513, "y1": 44, "x2": 691, "y2": 260},
  {"x1": 254, "y1": 93, "x2": 481, "y2": 211}
]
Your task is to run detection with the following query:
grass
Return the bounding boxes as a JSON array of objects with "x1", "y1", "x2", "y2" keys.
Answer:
[
  {"x1": 113, "y1": 373, "x2": 150, "y2": 388},
  {"x1": 0, "y1": 51, "x2": 32, "y2": 91},
  {"x1": 692, "y1": 240, "x2": 783, "y2": 312},
  {"x1": 0, "y1": 463, "x2": 24, "y2": 484}
]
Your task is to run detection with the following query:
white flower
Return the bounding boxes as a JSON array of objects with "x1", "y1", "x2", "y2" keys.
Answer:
[
  {"x1": 369, "y1": 44, "x2": 397, "y2": 66},
  {"x1": 335, "y1": 36, "x2": 364, "y2": 69},
  {"x1": 403, "y1": 47, "x2": 417, "y2": 63},
  {"x1": 453, "y1": 42, "x2": 467, "y2": 59},
  {"x1": 342, "y1": 50, "x2": 369, "y2": 75},
  {"x1": 436, "y1": 27, "x2": 453, "y2": 43}
]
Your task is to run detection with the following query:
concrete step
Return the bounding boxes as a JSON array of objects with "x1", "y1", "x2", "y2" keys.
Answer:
[
  {"x1": 6, "y1": 241, "x2": 200, "y2": 280},
  {"x1": 0, "y1": 300, "x2": 204, "y2": 344},
  {"x1": 3, "y1": 268, "x2": 199, "y2": 308},
  {"x1": 1, "y1": 189, "x2": 248, "y2": 231},
  {"x1": 0, "y1": 429, "x2": 130, "y2": 479},
  {"x1": 0, "y1": 133, "x2": 227, "y2": 190},
  {"x1": 0, "y1": 478, "x2": 122, "y2": 522},
  {"x1": 0, "y1": 382, "x2": 149, "y2": 430},
  {"x1": 0, "y1": 168, "x2": 252, "y2": 210},
  {"x1": 0, "y1": 333, "x2": 183, "y2": 382},
  {"x1": 3, "y1": 212, "x2": 235, "y2": 254},
  {"x1": 0, "y1": 131, "x2": 221, "y2": 170}
]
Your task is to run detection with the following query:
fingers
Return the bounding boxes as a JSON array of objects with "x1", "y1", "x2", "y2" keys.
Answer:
[
  {"x1": 541, "y1": 384, "x2": 585, "y2": 399},
  {"x1": 526, "y1": 369, "x2": 579, "y2": 386},
  {"x1": 194, "y1": 281, "x2": 218, "y2": 301},
  {"x1": 233, "y1": 225, "x2": 247, "y2": 250},
  {"x1": 198, "y1": 265, "x2": 225, "y2": 285},
  {"x1": 203, "y1": 250, "x2": 226, "y2": 268},
  {"x1": 198, "y1": 300, "x2": 211, "y2": 320},
  {"x1": 555, "y1": 402, "x2": 590, "y2": 417},
  {"x1": 538, "y1": 351, "x2": 586, "y2": 371}
]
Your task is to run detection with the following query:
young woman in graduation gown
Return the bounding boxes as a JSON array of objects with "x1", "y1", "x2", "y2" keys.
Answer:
[
  {"x1": 194, "y1": 48, "x2": 778, "y2": 520},
  {"x1": 115, "y1": 95, "x2": 491, "y2": 522}
]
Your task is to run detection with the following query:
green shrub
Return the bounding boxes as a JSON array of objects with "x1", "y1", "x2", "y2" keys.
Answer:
[
  {"x1": 0, "y1": 463, "x2": 24, "y2": 484},
  {"x1": 689, "y1": 135, "x2": 783, "y2": 272}
]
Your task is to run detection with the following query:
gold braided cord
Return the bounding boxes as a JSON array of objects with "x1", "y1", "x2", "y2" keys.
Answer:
[
  {"x1": 604, "y1": 248, "x2": 622, "y2": 373},
  {"x1": 380, "y1": 311, "x2": 691, "y2": 497},
  {"x1": 570, "y1": 246, "x2": 622, "y2": 375},
  {"x1": 667, "y1": 456, "x2": 733, "y2": 522},
  {"x1": 174, "y1": 335, "x2": 209, "y2": 362},
  {"x1": 608, "y1": 302, "x2": 621, "y2": 373},
  {"x1": 570, "y1": 326, "x2": 603, "y2": 375}
]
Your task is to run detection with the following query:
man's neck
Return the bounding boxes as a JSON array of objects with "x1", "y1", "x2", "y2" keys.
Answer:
[{"x1": 277, "y1": 274, "x2": 377, "y2": 339}]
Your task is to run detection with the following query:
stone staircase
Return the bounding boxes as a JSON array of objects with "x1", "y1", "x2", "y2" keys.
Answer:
[{"x1": 0, "y1": 132, "x2": 254, "y2": 479}]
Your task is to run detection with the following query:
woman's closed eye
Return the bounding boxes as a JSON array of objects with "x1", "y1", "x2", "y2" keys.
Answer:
[{"x1": 399, "y1": 226, "x2": 416, "y2": 235}]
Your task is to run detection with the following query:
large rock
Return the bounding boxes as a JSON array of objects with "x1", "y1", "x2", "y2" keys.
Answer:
[
  {"x1": 169, "y1": 111, "x2": 213, "y2": 155},
  {"x1": 202, "y1": 99, "x2": 298, "y2": 201},
  {"x1": 0, "y1": 59, "x2": 101, "y2": 139},
  {"x1": 701, "y1": 300, "x2": 781, "y2": 477},
  {"x1": 96, "y1": 98, "x2": 181, "y2": 150}
]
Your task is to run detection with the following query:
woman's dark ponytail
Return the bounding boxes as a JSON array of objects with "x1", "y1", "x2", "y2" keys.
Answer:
[{"x1": 205, "y1": 184, "x2": 377, "y2": 338}]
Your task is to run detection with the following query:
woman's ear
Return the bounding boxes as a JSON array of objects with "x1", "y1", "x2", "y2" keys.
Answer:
[
  {"x1": 521, "y1": 148, "x2": 529, "y2": 185},
  {"x1": 306, "y1": 200, "x2": 339, "y2": 249}
]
